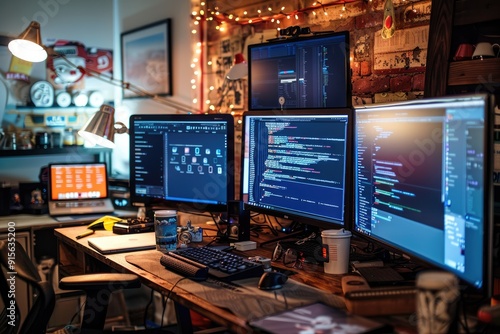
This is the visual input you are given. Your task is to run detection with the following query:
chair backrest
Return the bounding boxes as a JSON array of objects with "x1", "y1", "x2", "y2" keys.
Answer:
[{"x1": 0, "y1": 240, "x2": 56, "y2": 334}]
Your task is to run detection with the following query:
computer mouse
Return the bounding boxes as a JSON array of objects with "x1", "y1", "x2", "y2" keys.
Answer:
[{"x1": 258, "y1": 271, "x2": 288, "y2": 290}]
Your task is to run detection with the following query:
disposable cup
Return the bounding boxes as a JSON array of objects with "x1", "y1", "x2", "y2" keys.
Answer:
[
  {"x1": 321, "y1": 228, "x2": 352, "y2": 274},
  {"x1": 416, "y1": 271, "x2": 460, "y2": 334}
]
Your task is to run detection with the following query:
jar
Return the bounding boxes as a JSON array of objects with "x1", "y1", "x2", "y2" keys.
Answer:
[{"x1": 63, "y1": 128, "x2": 75, "y2": 146}]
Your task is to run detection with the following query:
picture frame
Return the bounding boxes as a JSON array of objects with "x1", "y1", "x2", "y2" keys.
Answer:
[{"x1": 121, "y1": 19, "x2": 172, "y2": 98}]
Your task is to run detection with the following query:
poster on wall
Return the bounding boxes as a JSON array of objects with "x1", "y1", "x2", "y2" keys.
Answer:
[
  {"x1": 374, "y1": 25, "x2": 429, "y2": 73},
  {"x1": 121, "y1": 19, "x2": 172, "y2": 98}
]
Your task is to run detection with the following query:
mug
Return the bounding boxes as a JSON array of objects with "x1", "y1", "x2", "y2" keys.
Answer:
[
  {"x1": 472, "y1": 42, "x2": 500, "y2": 60},
  {"x1": 453, "y1": 43, "x2": 475, "y2": 61}
]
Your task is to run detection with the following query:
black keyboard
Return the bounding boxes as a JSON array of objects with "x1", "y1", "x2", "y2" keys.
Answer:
[{"x1": 160, "y1": 246, "x2": 264, "y2": 282}]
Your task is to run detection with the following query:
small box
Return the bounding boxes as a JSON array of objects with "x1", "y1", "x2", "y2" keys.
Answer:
[{"x1": 231, "y1": 240, "x2": 257, "y2": 251}]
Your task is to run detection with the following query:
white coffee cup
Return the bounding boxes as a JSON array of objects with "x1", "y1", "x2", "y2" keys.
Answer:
[
  {"x1": 321, "y1": 228, "x2": 352, "y2": 274},
  {"x1": 416, "y1": 271, "x2": 460, "y2": 334},
  {"x1": 472, "y1": 42, "x2": 500, "y2": 60}
]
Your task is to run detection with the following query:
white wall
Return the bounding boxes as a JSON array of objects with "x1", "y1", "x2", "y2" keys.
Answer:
[
  {"x1": 0, "y1": 0, "x2": 194, "y2": 181},
  {"x1": 112, "y1": 0, "x2": 195, "y2": 177}
]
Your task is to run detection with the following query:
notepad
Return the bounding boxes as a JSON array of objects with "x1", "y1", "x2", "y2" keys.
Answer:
[{"x1": 87, "y1": 232, "x2": 156, "y2": 254}]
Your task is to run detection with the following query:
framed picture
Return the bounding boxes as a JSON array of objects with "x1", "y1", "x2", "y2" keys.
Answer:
[{"x1": 121, "y1": 19, "x2": 172, "y2": 98}]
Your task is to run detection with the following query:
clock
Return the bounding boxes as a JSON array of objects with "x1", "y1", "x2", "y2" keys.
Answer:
[{"x1": 30, "y1": 81, "x2": 54, "y2": 107}]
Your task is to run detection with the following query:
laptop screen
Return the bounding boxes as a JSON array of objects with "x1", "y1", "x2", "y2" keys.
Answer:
[{"x1": 49, "y1": 162, "x2": 109, "y2": 201}]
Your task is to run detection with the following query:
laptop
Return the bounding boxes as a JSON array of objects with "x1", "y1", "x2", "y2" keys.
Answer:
[
  {"x1": 48, "y1": 162, "x2": 115, "y2": 216},
  {"x1": 88, "y1": 232, "x2": 156, "y2": 254}
]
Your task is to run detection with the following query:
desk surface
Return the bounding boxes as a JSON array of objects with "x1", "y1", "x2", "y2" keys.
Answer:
[
  {"x1": 0, "y1": 210, "x2": 137, "y2": 232},
  {"x1": 54, "y1": 225, "x2": 416, "y2": 333}
]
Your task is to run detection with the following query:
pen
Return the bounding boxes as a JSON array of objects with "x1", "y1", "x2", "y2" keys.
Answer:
[{"x1": 76, "y1": 229, "x2": 95, "y2": 239}]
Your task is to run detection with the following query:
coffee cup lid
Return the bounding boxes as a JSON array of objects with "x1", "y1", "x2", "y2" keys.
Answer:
[
  {"x1": 321, "y1": 228, "x2": 352, "y2": 238},
  {"x1": 155, "y1": 209, "x2": 177, "y2": 216}
]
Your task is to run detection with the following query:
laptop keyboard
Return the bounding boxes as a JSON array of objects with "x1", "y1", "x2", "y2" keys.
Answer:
[{"x1": 55, "y1": 200, "x2": 106, "y2": 208}]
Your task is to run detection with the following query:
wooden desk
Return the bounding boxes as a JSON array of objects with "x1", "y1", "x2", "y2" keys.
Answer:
[
  {"x1": 53, "y1": 225, "x2": 350, "y2": 332},
  {"x1": 54, "y1": 225, "x2": 418, "y2": 333}
]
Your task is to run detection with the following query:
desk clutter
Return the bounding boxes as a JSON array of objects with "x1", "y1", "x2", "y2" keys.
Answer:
[{"x1": 125, "y1": 251, "x2": 346, "y2": 321}]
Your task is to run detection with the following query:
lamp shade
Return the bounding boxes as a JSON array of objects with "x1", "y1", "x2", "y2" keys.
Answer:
[
  {"x1": 78, "y1": 105, "x2": 116, "y2": 148},
  {"x1": 8, "y1": 21, "x2": 47, "y2": 62},
  {"x1": 226, "y1": 53, "x2": 248, "y2": 80}
]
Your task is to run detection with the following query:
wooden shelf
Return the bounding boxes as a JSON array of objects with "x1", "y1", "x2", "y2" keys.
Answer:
[
  {"x1": 453, "y1": 0, "x2": 500, "y2": 26},
  {"x1": 0, "y1": 146, "x2": 111, "y2": 157},
  {"x1": 448, "y1": 58, "x2": 500, "y2": 86}
]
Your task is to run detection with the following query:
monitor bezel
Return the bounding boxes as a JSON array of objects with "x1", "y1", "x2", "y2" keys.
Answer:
[
  {"x1": 240, "y1": 108, "x2": 354, "y2": 231},
  {"x1": 129, "y1": 113, "x2": 235, "y2": 214},
  {"x1": 247, "y1": 31, "x2": 352, "y2": 111},
  {"x1": 352, "y1": 94, "x2": 495, "y2": 298}
]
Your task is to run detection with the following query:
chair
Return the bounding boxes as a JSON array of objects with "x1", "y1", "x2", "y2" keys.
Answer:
[{"x1": 0, "y1": 240, "x2": 173, "y2": 334}]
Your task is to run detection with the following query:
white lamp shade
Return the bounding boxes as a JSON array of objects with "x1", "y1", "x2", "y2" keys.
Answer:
[{"x1": 226, "y1": 53, "x2": 248, "y2": 80}]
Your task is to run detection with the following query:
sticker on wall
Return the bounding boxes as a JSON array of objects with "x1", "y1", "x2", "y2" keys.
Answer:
[{"x1": 382, "y1": 0, "x2": 395, "y2": 39}]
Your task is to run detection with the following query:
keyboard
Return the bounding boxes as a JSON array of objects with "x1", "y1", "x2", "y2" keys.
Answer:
[
  {"x1": 160, "y1": 246, "x2": 264, "y2": 282},
  {"x1": 55, "y1": 200, "x2": 105, "y2": 207}
]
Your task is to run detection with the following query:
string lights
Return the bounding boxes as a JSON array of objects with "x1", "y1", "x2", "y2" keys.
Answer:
[{"x1": 189, "y1": 0, "x2": 425, "y2": 112}]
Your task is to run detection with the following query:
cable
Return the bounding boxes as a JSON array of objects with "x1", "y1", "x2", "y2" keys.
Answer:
[
  {"x1": 47, "y1": 49, "x2": 198, "y2": 114},
  {"x1": 160, "y1": 276, "x2": 189, "y2": 328},
  {"x1": 143, "y1": 288, "x2": 155, "y2": 329}
]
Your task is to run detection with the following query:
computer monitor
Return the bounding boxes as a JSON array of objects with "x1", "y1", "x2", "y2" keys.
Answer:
[
  {"x1": 354, "y1": 94, "x2": 494, "y2": 297},
  {"x1": 247, "y1": 31, "x2": 351, "y2": 111},
  {"x1": 241, "y1": 109, "x2": 353, "y2": 230},
  {"x1": 129, "y1": 113, "x2": 234, "y2": 213}
]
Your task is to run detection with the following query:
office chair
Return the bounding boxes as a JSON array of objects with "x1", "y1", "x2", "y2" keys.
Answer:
[{"x1": 0, "y1": 240, "x2": 173, "y2": 334}]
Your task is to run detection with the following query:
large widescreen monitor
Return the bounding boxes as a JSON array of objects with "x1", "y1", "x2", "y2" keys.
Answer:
[
  {"x1": 241, "y1": 109, "x2": 353, "y2": 230},
  {"x1": 129, "y1": 114, "x2": 234, "y2": 213},
  {"x1": 354, "y1": 94, "x2": 494, "y2": 297},
  {"x1": 247, "y1": 31, "x2": 351, "y2": 111}
]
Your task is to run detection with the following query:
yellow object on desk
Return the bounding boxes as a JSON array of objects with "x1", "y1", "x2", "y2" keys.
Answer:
[{"x1": 87, "y1": 215, "x2": 124, "y2": 231}]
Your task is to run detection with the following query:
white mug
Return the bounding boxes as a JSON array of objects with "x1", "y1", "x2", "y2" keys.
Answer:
[{"x1": 472, "y1": 42, "x2": 500, "y2": 60}]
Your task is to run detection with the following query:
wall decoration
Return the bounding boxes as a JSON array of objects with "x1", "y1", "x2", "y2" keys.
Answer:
[
  {"x1": 374, "y1": 25, "x2": 429, "y2": 74},
  {"x1": 121, "y1": 19, "x2": 172, "y2": 98},
  {"x1": 382, "y1": 0, "x2": 396, "y2": 39}
]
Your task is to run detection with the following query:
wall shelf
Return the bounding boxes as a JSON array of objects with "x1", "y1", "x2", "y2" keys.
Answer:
[
  {"x1": 0, "y1": 146, "x2": 111, "y2": 157},
  {"x1": 448, "y1": 58, "x2": 500, "y2": 86}
]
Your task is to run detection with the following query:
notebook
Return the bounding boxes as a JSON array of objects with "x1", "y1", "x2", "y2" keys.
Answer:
[
  {"x1": 248, "y1": 302, "x2": 392, "y2": 334},
  {"x1": 48, "y1": 162, "x2": 115, "y2": 216},
  {"x1": 88, "y1": 232, "x2": 156, "y2": 254}
]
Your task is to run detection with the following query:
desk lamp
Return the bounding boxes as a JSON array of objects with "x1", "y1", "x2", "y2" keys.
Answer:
[
  {"x1": 8, "y1": 21, "x2": 47, "y2": 62},
  {"x1": 226, "y1": 53, "x2": 248, "y2": 80},
  {"x1": 9, "y1": 21, "x2": 198, "y2": 112},
  {"x1": 216, "y1": 53, "x2": 248, "y2": 112},
  {"x1": 77, "y1": 104, "x2": 128, "y2": 148},
  {"x1": 8, "y1": 20, "x2": 202, "y2": 147}
]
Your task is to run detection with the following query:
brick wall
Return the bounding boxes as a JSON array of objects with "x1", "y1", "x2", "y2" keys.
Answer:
[{"x1": 205, "y1": 0, "x2": 432, "y2": 107}]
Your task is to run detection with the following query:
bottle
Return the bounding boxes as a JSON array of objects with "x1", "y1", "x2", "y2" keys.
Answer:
[{"x1": 63, "y1": 128, "x2": 75, "y2": 146}]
